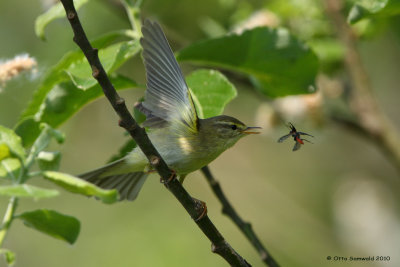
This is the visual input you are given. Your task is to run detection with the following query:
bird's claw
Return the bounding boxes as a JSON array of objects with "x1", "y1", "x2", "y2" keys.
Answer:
[{"x1": 160, "y1": 169, "x2": 177, "y2": 186}]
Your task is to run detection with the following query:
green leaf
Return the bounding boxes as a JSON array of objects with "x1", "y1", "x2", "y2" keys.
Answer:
[
  {"x1": 14, "y1": 118, "x2": 41, "y2": 148},
  {"x1": 17, "y1": 39, "x2": 140, "y2": 147},
  {"x1": 42, "y1": 171, "x2": 118, "y2": 204},
  {"x1": 17, "y1": 209, "x2": 80, "y2": 244},
  {"x1": 16, "y1": 76, "x2": 137, "y2": 147},
  {"x1": 0, "y1": 159, "x2": 21, "y2": 180},
  {"x1": 0, "y1": 184, "x2": 59, "y2": 199},
  {"x1": 177, "y1": 27, "x2": 319, "y2": 98},
  {"x1": 0, "y1": 127, "x2": 25, "y2": 181},
  {"x1": 0, "y1": 143, "x2": 11, "y2": 161},
  {"x1": 26, "y1": 124, "x2": 64, "y2": 170},
  {"x1": 0, "y1": 249, "x2": 15, "y2": 266},
  {"x1": 66, "y1": 40, "x2": 140, "y2": 90},
  {"x1": 308, "y1": 38, "x2": 345, "y2": 72},
  {"x1": 186, "y1": 69, "x2": 237, "y2": 119},
  {"x1": 0, "y1": 126, "x2": 25, "y2": 162},
  {"x1": 31, "y1": 76, "x2": 137, "y2": 128},
  {"x1": 107, "y1": 101, "x2": 146, "y2": 163},
  {"x1": 19, "y1": 38, "x2": 138, "y2": 122},
  {"x1": 37, "y1": 151, "x2": 61, "y2": 171},
  {"x1": 90, "y1": 29, "x2": 136, "y2": 48},
  {"x1": 348, "y1": 0, "x2": 400, "y2": 24},
  {"x1": 107, "y1": 139, "x2": 136, "y2": 163},
  {"x1": 35, "y1": 0, "x2": 89, "y2": 40},
  {"x1": 348, "y1": 4, "x2": 372, "y2": 24},
  {"x1": 20, "y1": 51, "x2": 84, "y2": 122}
]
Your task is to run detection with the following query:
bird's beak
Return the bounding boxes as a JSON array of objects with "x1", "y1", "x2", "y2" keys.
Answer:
[{"x1": 242, "y1": 126, "x2": 262, "y2": 135}]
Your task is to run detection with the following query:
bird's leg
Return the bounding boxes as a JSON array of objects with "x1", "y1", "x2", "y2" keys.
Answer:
[
  {"x1": 178, "y1": 174, "x2": 187, "y2": 184},
  {"x1": 192, "y1": 197, "x2": 208, "y2": 222}
]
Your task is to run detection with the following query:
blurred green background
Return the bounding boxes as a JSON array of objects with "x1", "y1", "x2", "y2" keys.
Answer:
[{"x1": 1, "y1": 0, "x2": 400, "y2": 266}]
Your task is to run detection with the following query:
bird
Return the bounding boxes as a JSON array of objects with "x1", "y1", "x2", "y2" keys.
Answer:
[
  {"x1": 277, "y1": 122, "x2": 313, "y2": 151},
  {"x1": 79, "y1": 20, "x2": 261, "y2": 201}
]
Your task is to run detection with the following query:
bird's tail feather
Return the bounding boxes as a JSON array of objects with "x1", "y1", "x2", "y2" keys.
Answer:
[{"x1": 79, "y1": 159, "x2": 148, "y2": 201}]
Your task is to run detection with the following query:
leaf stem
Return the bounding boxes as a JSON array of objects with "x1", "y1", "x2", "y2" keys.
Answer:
[
  {"x1": 121, "y1": 0, "x2": 143, "y2": 38},
  {"x1": 0, "y1": 197, "x2": 18, "y2": 247}
]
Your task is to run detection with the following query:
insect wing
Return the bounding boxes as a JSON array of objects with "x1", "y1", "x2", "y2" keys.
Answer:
[
  {"x1": 278, "y1": 133, "x2": 291, "y2": 143},
  {"x1": 292, "y1": 141, "x2": 302, "y2": 151}
]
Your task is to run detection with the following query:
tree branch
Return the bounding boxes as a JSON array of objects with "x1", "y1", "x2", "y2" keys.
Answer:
[
  {"x1": 201, "y1": 166, "x2": 279, "y2": 267},
  {"x1": 324, "y1": 0, "x2": 400, "y2": 174},
  {"x1": 59, "y1": 0, "x2": 251, "y2": 265},
  {"x1": 330, "y1": 115, "x2": 400, "y2": 174}
]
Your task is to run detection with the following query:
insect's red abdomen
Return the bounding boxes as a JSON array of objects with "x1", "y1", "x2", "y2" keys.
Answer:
[{"x1": 296, "y1": 136, "x2": 304, "y2": 144}]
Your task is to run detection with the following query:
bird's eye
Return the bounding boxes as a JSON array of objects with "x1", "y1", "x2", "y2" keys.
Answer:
[{"x1": 231, "y1": 125, "x2": 237, "y2": 130}]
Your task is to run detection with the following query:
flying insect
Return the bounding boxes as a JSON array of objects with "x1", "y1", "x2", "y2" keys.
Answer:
[{"x1": 278, "y1": 123, "x2": 314, "y2": 151}]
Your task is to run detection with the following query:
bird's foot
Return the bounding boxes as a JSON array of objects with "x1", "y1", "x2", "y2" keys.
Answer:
[
  {"x1": 160, "y1": 169, "x2": 177, "y2": 186},
  {"x1": 192, "y1": 197, "x2": 208, "y2": 222}
]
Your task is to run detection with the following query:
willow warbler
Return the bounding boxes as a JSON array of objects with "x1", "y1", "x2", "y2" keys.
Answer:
[{"x1": 80, "y1": 20, "x2": 261, "y2": 200}]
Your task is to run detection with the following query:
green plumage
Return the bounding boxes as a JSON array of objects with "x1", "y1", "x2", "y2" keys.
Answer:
[{"x1": 79, "y1": 20, "x2": 260, "y2": 201}]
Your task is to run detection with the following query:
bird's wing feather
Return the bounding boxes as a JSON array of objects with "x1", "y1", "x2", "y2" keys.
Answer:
[
  {"x1": 140, "y1": 20, "x2": 198, "y2": 134},
  {"x1": 79, "y1": 166, "x2": 148, "y2": 201},
  {"x1": 135, "y1": 102, "x2": 168, "y2": 128}
]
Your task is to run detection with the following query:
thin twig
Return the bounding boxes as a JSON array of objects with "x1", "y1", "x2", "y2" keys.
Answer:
[
  {"x1": 59, "y1": 0, "x2": 251, "y2": 265},
  {"x1": 201, "y1": 166, "x2": 279, "y2": 267},
  {"x1": 324, "y1": 0, "x2": 400, "y2": 174}
]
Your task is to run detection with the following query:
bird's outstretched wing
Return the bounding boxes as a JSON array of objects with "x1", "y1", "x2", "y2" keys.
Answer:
[{"x1": 140, "y1": 20, "x2": 198, "y2": 134}]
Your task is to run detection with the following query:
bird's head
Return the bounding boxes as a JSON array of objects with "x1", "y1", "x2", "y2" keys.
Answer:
[{"x1": 200, "y1": 115, "x2": 261, "y2": 149}]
